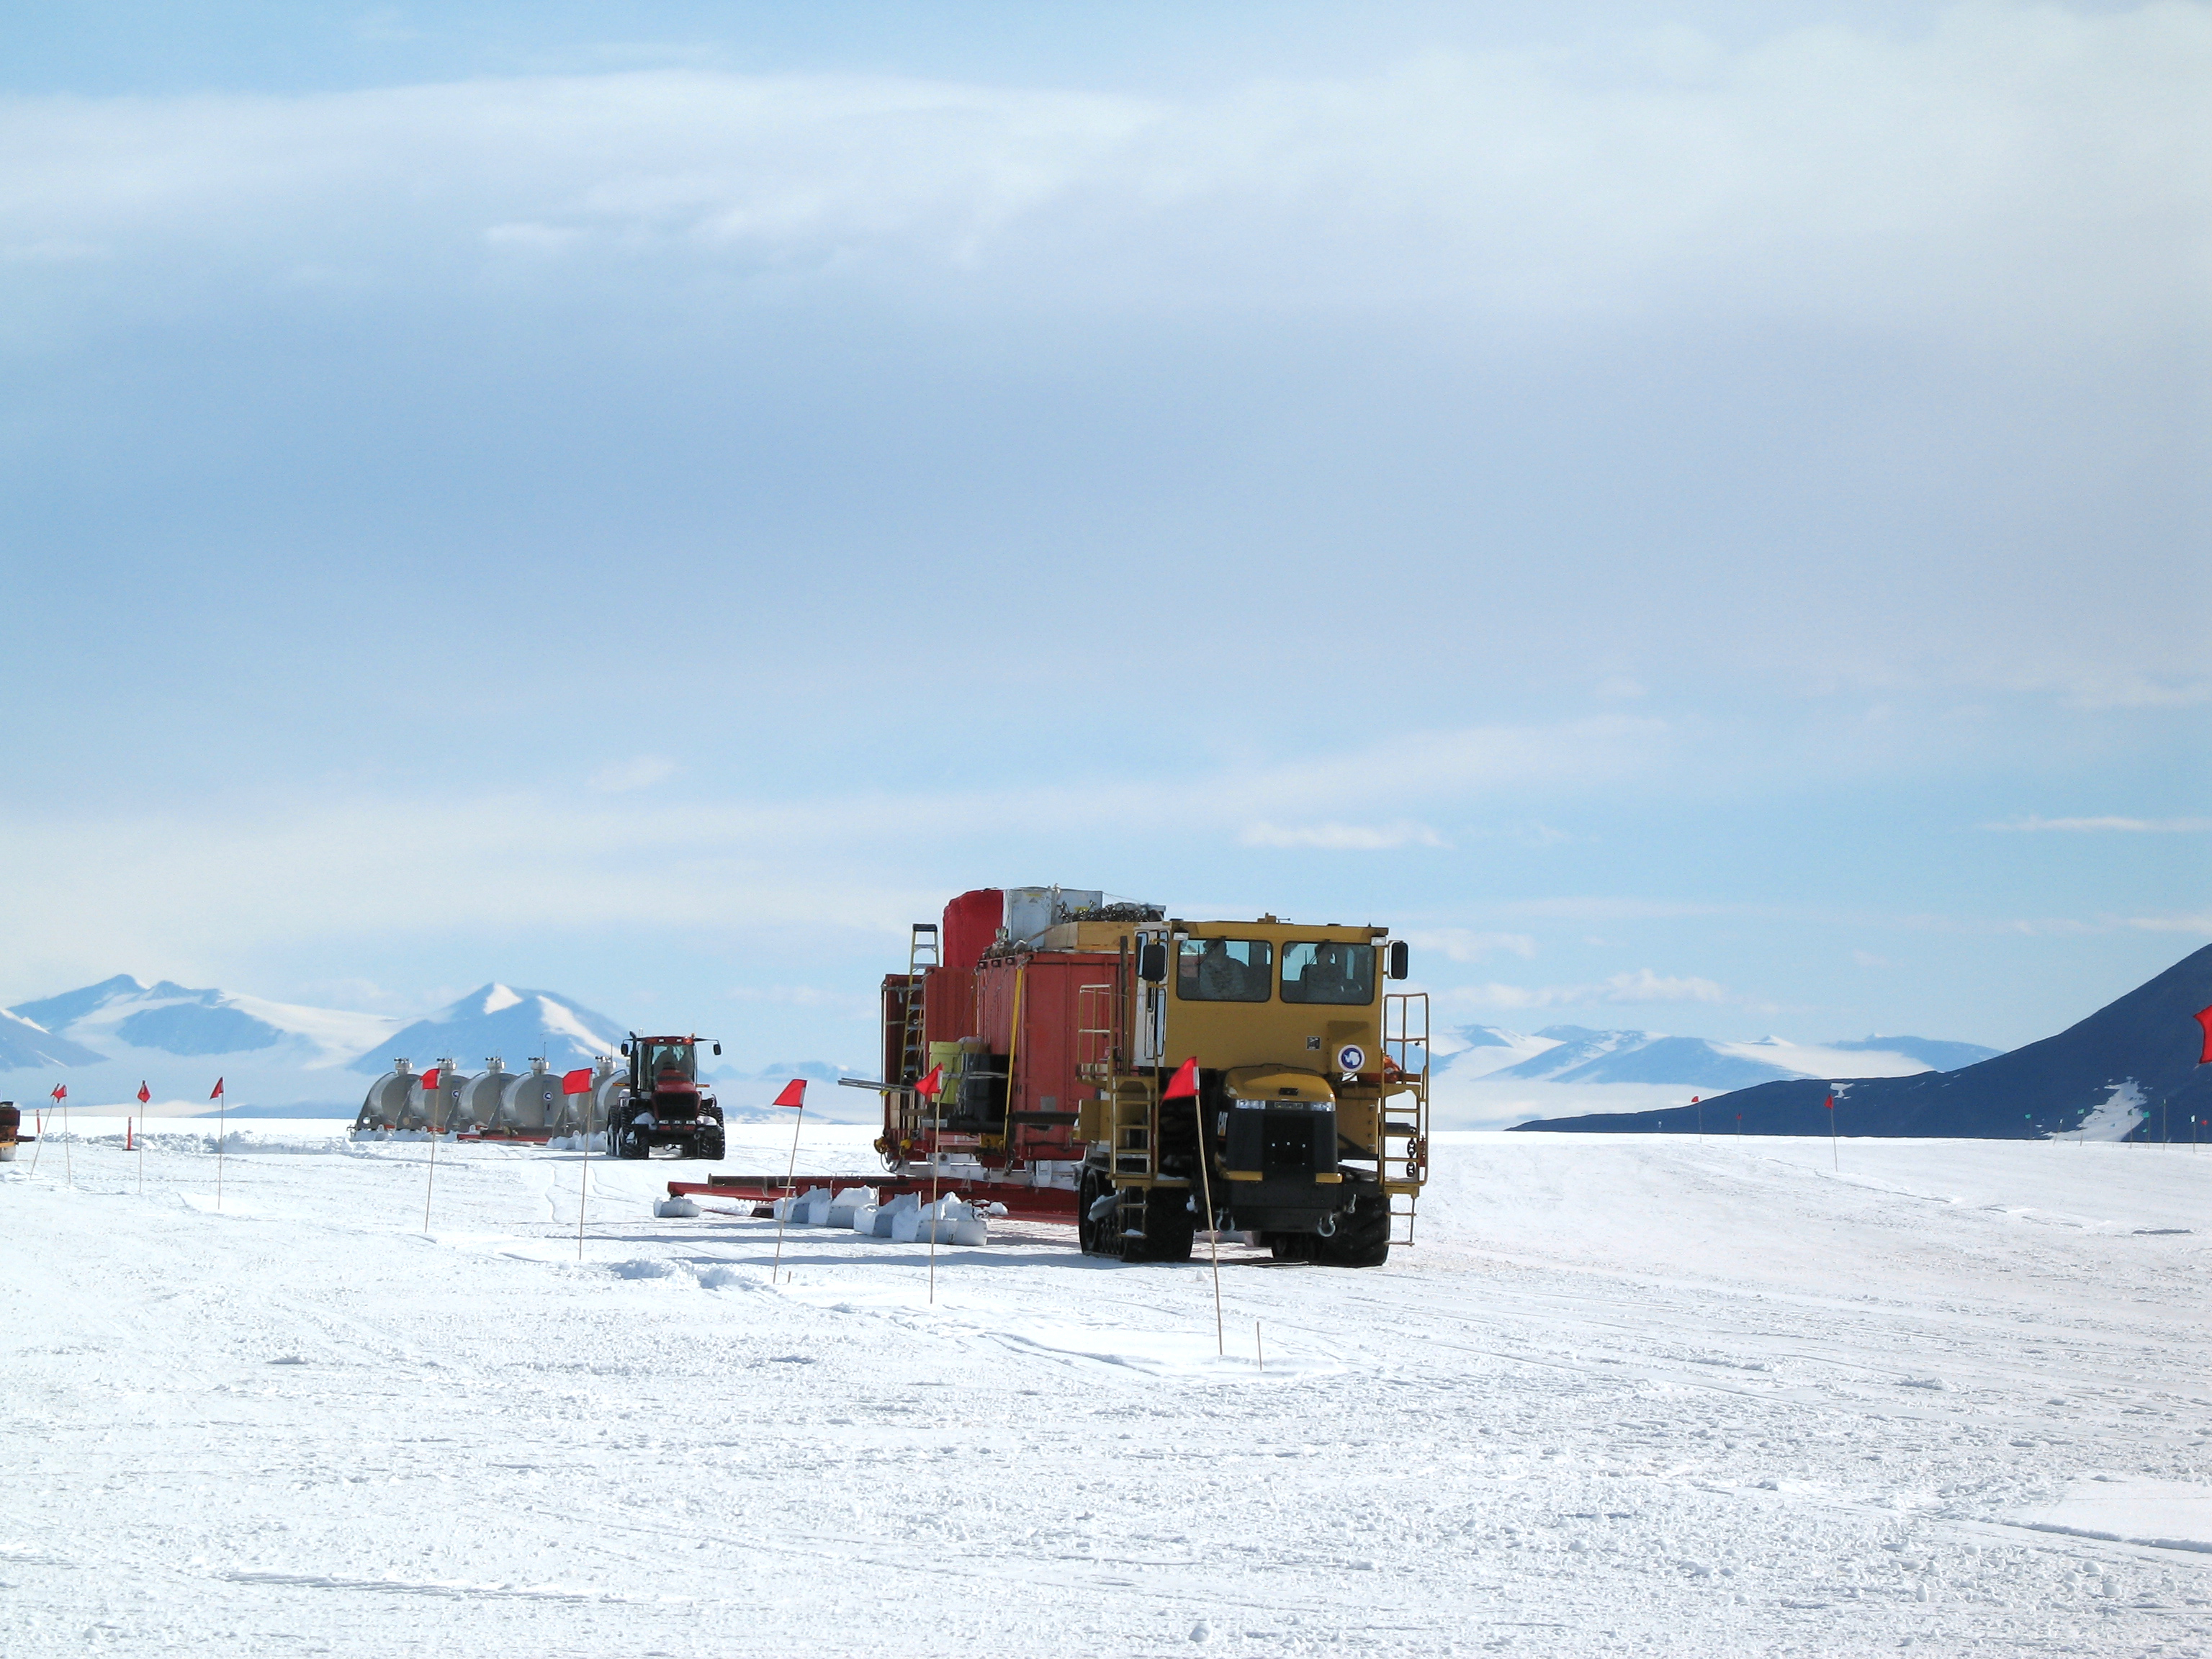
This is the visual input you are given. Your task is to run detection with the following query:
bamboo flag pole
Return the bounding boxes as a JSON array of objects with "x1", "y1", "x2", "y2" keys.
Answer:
[
  {"x1": 940, "y1": 971, "x2": 1021, "y2": 1307},
  {"x1": 137, "y1": 1082, "x2": 149, "y2": 1195},
  {"x1": 918, "y1": 1064, "x2": 948, "y2": 1305},
  {"x1": 1164, "y1": 1056, "x2": 1222, "y2": 1355},
  {"x1": 212, "y1": 1076, "x2": 227, "y2": 1210},
  {"x1": 577, "y1": 1087, "x2": 593, "y2": 1262},
  {"x1": 768, "y1": 1078, "x2": 809, "y2": 1282},
  {"x1": 60, "y1": 1091, "x2": 72, "y2": 1187},
  {"x1": 1194, "y1": 1111, "x2": 1223, "y2": 1357},
  {"x1": 422, "y1": 1119, "x2": 439, "y2": 1231},
  {"x1": 421, "y1": 1071, "x2": 442, "y2": 1235},
  {"x1": 30, "y1": 1095, "x2": 49, "y2": 1176}
]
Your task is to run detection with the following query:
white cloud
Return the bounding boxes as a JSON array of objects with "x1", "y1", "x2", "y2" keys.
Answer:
[
  {"x1": 2058, "y1": 674, "x2": 2212, "y2": 711},
  {"x1": 723, "y1": 984, "x2": 878, "y2": 1017},
  {"x1": 2127, "y1": 911, "x2": 2212, "y2": 934},
  {"x1": 1403, "y1": 929, "x2": 1539, "y2": 963},
  {"x1": 1986, "y1": 814, "x2": 2212, "y2": 832},
  {"x1": 2, "y1": 6, "x2": 2202, "y2": 344},
  {"x1": 1444, "y1": 968, "x2": 1733, "y2": 1010},
  {"x1": 1240, "y1": 821, "x2": 1447, "y2": 850},
  {"x1": 1500, "y1": 896, "x2": 1724, "y2": 922},
  {"x1": 589, "y1": 755, "x2": 678, "y2": 793},
  {"x1": 1600, "y1": 968, "x2": 1732, "y2": 1005},
  {"x1": 0, "y1": 714, "x2": 1640, "y2": 978}
]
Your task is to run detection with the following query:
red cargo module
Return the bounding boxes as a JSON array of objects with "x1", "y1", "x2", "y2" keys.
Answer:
[{"x1": 978, "y1": 950, "x2": 1114, "y2": 1164}]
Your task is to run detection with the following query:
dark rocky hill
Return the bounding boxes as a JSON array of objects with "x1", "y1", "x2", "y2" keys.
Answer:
[{"x1": 1514, "y1": 944, "x2": 2212, "y2": 1141}]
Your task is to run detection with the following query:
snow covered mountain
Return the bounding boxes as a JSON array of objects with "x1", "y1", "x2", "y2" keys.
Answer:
[
  {"x1": 1, "y1": 976, "x2": 400, "y2": 1110},
  {"x1": 349, "y1": 984, "x2": 626, "y2": 1074},
  {"x1": 1516, "y1": 943, "x2": 2212, "y2": 1141},
  {"x1": 1432, "y1": 1024, "x2": 1565, "y2": 1075},
  {"x1": 6, "y1": 974, "x2": 398, "y2": 1083},
  {"x1": 1438, "y1": 1022, "x2": 1997, "y2": 1089},
  {"x1": 0, "y1": 973, "x2": 862, "y2": 1115},
  {"x1": 0, "y1": 1006, "x2": 107, "y2": 1069}
]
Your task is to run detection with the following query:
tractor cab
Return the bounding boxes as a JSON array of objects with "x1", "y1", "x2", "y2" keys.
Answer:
[{"x1": 639, "y1": 1037, "x2": 700, "y2": 1093}]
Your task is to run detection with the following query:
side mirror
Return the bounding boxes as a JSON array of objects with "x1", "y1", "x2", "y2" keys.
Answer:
[
  {"x1": 712, "y1": 1042, "x2": 721, "y2": 1055},
  {"x1": 620, "y1": 1041, "x2": 631, "y2": 1058},
  {"x1": 1138, "y1": 941, "x2": 1169, "y2": 984},
  {"x1": 1388, "y1": 940, "x2": 1410, "y2": 981}
]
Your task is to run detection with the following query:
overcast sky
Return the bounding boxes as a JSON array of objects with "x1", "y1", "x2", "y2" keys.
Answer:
[{"x1": 2, "y1": 1, "x2": 2206, "y2": 1066}]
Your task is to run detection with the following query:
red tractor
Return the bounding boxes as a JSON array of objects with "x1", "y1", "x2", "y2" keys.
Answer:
[{"x1": 608, "y1": 1033, "x2": 727, "y2": 1161}]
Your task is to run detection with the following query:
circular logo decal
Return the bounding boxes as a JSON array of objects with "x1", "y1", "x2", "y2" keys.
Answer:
[{"x1": 1336, "y1": 1043, "x2": 1367, "y2": 1074}]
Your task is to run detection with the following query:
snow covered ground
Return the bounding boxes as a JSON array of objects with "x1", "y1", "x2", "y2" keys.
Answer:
[{"x1": 6, "y1": 1121, "x2": 2210, "y2": 1655}]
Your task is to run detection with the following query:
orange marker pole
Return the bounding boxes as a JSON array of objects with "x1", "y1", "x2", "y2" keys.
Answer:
[
  {"x1": 767, "y1": 1077, "x2": 809, "y2": 1282},
  {"x1": 577, "y1": 1092, "x2": 592, "y2": 1262}
]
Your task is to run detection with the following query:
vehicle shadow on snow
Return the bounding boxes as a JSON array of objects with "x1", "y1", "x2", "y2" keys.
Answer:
[{"x1": 597, "y1": 1236, "x2": 1300, "y2": 1276}]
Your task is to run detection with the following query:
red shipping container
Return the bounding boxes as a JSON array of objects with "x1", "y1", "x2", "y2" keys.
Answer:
[
  {"x1": 922, "y1": 964, "x2": 976, "y2": 1051},
  {"x1": 977, "y1": 951, "x2": 1120, "y2": 1162},
  {"x1": 940, "y1": 888, "x2": 1002, "y2": 973}
]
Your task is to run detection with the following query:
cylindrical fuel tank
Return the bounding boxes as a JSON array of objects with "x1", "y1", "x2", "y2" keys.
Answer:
[
  {"x1": 499, "y1": 1058, "x2": 562, "y2": 1130},
  {"x1": 406, "y1": 1059, "x2": 468, "y2": 1131},
  {"x1": 459, "y1": 1058, "x2": 513, "y2": 1129},
  {"x1": 941, "y1": 888, "x2": 1004, "y2": 972},
  {"x1": 552, "y1": 1053, "x2": 619, "y2": 1135},
  {"x1": 355, "y1": 1060, "x2": 416, "y2": 1130},
  {"x1": 591, "y1": 1056, "x2": 629, "y2": 1136}
]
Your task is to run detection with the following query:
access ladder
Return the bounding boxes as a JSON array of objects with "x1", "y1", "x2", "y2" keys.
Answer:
[{"x1": 1382, "y1": 991, "x2": 1431, "y2": 1245}]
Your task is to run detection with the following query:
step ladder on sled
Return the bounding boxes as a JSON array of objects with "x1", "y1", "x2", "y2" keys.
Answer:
[{"x1": 1382, "y1": 991, "x2": 1431, "y2": 1246}]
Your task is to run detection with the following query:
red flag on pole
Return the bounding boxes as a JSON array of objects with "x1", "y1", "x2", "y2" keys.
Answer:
[
  {"x1": 138, "y1": 1082, "x2": 150, "y2": 1104},
  {"x1": 421, "y1": 1066, "x2": 441, "y2": 1091},
  {"x1": 2194, "y1": 1005, "x2": 2212, "y2": 1064},
  {"x1": 50, "y1": 1084, "x2": 66, "y2": 1102},
  {"x1": 210, "y1": 1077, "x2": 225, "y2": 1100},
  {"x1": 913, "y1": 1066, "x2": 943, "y2": 1100},
  {"x1": 1825, "y1": 1094, "x2": 1835, "y2": 1110},
  {"x1": 561, "y1": 1067, "x2": 593, "y2": 1095},
  {"x1": 1163, "y1": 1056, "x2": 1200, "y2": 1100},
  {"x1": 772, "y1": 1078, "x2": 808, "y2": 1108}
]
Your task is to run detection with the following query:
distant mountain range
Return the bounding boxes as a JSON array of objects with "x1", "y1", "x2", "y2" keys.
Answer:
[
  {"x1": 6, "y1": 975, "x2": 395, "y2": 1077},
  {"x1": 0, "y1": 973, "x2": 878, "y2": 1118},
  {"x1": 2, "y1": 967, "x2": 2007, "y2": 1118},
  {"x1": 357, "y1": 984, "x2": 627, "y2": 1075},
  {"x1": 1439, "y1": 1022, "x2": 1998, "y2": 1090},
  {"x1": 0, "y1": 1005, "x2": 107, "y2": 1069},
  {"x1": 0, "y1": 975, "x2": 670, "y2": 1110},
  {"x1": 1514, "y1": 944, "x2": 2212, "y2": 1141}
]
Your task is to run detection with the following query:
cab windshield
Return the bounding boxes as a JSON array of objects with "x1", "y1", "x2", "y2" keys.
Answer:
[
  {"x1": 1280, "y1": 942, "x2": 1376, "y2": 1005},
  {"x1": 1177, "y1": 938, "x2": 1274, "y2": 1002},
  {"x1": 647, "y1": 1042, "x2": 696, "y2": 1080}
]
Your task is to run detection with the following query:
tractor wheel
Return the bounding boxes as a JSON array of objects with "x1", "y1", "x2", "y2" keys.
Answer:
[
  {"x1": 1313, "y1": 1187, "x2": 1390, "y2": 1268},
  {"x1": 1077, "y1": 1166, "x2": 1110, "y2": 1256},
  {"x1": 623, "y1": 1126, "x2": 651, "y2": 1161},
  {"x1": 1134, "y1": 1189, "x2": 1195, "y2": 1264},
  {"x1": 697, "y1": 1128, "x2": 726, "y2": 1162}
]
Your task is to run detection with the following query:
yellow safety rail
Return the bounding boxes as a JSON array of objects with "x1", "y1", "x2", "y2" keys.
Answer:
[{"x1": 1381, "y1": 991, "x2": 1431, "y2": 1245}]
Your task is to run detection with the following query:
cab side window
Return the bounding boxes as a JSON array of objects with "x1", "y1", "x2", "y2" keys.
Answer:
[
  {"x1": 1280, "y1": 942, "x2": 1377, "y2": 1005},
  {"x1": 1177, "y1": 938, "x2": 1274, "y2": 1001}
]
